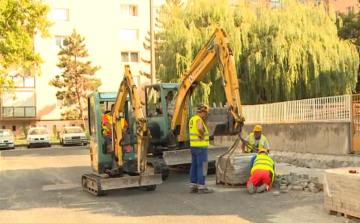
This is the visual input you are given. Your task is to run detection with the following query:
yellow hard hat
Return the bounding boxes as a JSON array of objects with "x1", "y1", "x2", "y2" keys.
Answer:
[
  {"x1": 253, "y1": 125, "x2": 262, "y2": 132},
  {"x1": 197, "y1": 103, "x2": 210, "y2": 114},
  {"x1": 258, "y1": 148, "x2": 268, "y2": 154}
]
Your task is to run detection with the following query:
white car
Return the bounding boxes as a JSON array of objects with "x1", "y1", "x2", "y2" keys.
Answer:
[
  {"x1": 59, "y1": 126, "x2": 88, "y2": 146},
  {"x1": 26, "y1": 127, "x2": 51, "y2": 148}
]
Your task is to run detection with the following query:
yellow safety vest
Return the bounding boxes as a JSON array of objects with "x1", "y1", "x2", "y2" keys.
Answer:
[
  {"x1": 189, "y1": 115, "x2": 210, "y2": 147},
  {"x1": 251, "y1": 154, "x2": 275, "y2": 184},
  {"x1": 102, "y1": 114, "x2": 126, "y2": 135},
  {"x1": 246, "y1": 133, "x2": 267, "y2": 153}
]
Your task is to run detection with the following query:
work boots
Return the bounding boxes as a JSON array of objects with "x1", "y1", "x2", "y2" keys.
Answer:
[
  {"x1": 189, "y1": 184, "x2": 214, "y2": 194},
  {"x1": 198, "y1": 185, "x2": 214, "y2": 194},
  {"x1": 190, "y1": 184, "x2": 198, "y2": 193}
]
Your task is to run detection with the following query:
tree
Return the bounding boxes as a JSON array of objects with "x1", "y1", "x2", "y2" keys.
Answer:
[
  {"x1": 156, "y1": 0, "x2": 359, "y2": 105},
  {"x1": 49, "y1": 29, "x2": 101, "y2": 129},
  {"x1": 0, "y1": 0, "x2": 52, "y2": 92},
  {"x1": 336, "y1": 11, "x2": 360, "y2": 92}
]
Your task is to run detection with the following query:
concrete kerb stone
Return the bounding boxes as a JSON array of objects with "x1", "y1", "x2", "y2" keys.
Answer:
[{"x1": 273, "y1": 172, "x2": 323, "y2": 193}]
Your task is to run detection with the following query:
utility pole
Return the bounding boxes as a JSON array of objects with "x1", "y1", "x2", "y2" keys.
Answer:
[{"x1": 150, "y1": 0, "x2": 156, "y2": 84}]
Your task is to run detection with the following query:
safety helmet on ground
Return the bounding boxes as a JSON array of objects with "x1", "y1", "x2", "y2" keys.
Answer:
[
  {"x1": 253, "y1": 125, "x2": 262, "y2": 132},
  {"x1": 197, "y1": 103, "x2": 210, "y2": 114},
  {"x1": 258, "y1": 148, "x2": 268, "y2": 155}
]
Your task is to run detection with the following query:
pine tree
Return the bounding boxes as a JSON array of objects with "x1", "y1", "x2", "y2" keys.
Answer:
[{"x1": 49, "y1": 29, "x2": 101, "y2": 129}]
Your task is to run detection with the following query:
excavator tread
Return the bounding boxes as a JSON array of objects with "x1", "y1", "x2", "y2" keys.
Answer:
[
  {"x1": 81, "y1": 173, "x2": 108, "y2": 196},
  {"x1": 147, "y1": 157, "x2": 170, "y2": 181}
]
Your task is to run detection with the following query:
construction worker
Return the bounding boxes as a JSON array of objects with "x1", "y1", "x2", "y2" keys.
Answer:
[
  {"x1": 101, "y1": 104, "x2": 129, "y2": 152},
  {"x1": 247, "y1": 148, "x2": 275, "y2": 194},
  {"x1": 188, "y1": 103, "x2": 214, "y2": 194},
  {"x1": 241, "y1": 125, "x2": 270, "y2": 153}
]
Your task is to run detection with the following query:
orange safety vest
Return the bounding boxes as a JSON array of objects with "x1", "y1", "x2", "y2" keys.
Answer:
[{"x1": 102, "y1": 114, "x2": 128, "y2": 135}]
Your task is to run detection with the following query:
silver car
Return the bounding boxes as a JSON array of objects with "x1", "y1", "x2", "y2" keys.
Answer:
[
  {"x1": 60, "y1": 126, "x2": 88, "y2": 146},
  {"x1": 0, "y1": 129, "x2": 15, "y2": 150}
]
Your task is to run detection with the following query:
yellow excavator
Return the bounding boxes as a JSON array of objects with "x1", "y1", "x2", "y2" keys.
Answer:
[
  {"x1": 82, "y1": 28, "x2": 246, "y2": 193},
  {"x1": 82, "y1": 65, "x2": 162, "y2": 196},
  {"x1": 145, "y1": 28, "x2": 245, "y2": 175}
]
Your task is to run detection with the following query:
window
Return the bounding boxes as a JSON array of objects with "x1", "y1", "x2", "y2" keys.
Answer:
[
  {"x1": 12, "y1": 126, "x2": 16, "y2": 131},
  {"x1": 55, "y1": 36, "x2": 69, "y2": 48},
  {"x1": 2, "y1": 91, "x2": 35, "y2": 107},
  {"x1": 120, "y1": 5, "x2": 138, "y2": 16},
  {"x1": 121, "y1": 52, "x2": 139, "y2": 63},
  {"x1": 10, "y1": 76, "x2": 35, "y2": 88},
  {"x1": 53, "y1": 8, "x2": 69, "y2": 21},
  {"x1": 347, "y1": 6, "x2": 355, "y2": 14},
  {"x1": 88, "y1": 96, "x2": 97, "y2": 136},
  {"x1": 1, "y1": 126, "x2": 5, "y2": 129},
  {"x1": 119, "y1": 29, "x2": 138, "y2": 41}
]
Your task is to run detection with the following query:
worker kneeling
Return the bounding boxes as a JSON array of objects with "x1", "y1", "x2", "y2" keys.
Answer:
[{"x1": 247, "y1": 148, "x2": 275, "y2": 194}]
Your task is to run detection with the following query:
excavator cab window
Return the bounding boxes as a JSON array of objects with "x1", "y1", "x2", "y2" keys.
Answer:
[{"x1": 145, "y1": 86, "x2": 164, "y2": 117}]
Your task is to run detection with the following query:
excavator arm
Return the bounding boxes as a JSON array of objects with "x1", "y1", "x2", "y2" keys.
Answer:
[
  {"x1": 171, "y1": 28, "x2": 246, "y2": 143},
  {"x1": 111, "y1": 65, "x2": 151, "y2": 174}
]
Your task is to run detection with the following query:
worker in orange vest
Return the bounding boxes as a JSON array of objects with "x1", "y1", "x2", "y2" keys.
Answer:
[{"x1": 102, "y1": 104, "x2": 131, "y2": 153}]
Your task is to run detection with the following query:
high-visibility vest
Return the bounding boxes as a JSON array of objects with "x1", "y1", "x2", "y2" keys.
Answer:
[
  {"x1": 102, "y1": 114, "x2": 128, "y2": 135},
  {"x1": 246, "y1": 133, "x2": 267, "y2": 152},
  {"x1": 188, "y1": 115, "x2": 210, "y2": 147},
  {"x1": 251, "y1": 154, "x2": 275, "y2": 184},
  {"x1": 102, "y1": 113, "x2": 112, "y2": 135}
]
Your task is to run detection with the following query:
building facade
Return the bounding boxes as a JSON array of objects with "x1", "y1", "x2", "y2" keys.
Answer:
[
  {"x1": 0, "y1": 0, "x2": 165, "y2": 136},
  {"x1": 1, "y1": 0, "x2": 358, "y2": 137}
]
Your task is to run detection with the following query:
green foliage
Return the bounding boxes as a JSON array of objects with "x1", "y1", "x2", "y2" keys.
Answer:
[
  {"x1": 49, "y1": 29, "x2": 102, "y2": 125},
  {"x1": 156, "y1": 0, "x2": 359, "y2": 104},
  {"x1": 0, "y1": 0, "x2": 52, "y2": 93},
  {"x1": 336, "y1": 11, "x2": 360, "y2": 92}
]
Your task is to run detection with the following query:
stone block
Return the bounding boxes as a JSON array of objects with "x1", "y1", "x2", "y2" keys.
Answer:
[
  {"x1": 287, "y1": 185, "x2": 293, "y2": 190},
  {"x1": 309, "y1": 186, "x2": 319, "y2": 193},
  {"x1": 304, "y1": 188, "x2": 310, "y2": 192},
  {"x1": 273, "y1": 191, "x2": 280, "y2": 196},
  {"x1": 302, "y1": 174, "x2": 309, "y2": 180},
  {"x1": 310, "y1": 176, "x2": 319, "y2": 183},
  {"x1": 292, "y1": 180, "x2": 300, "y2": 186},
  {"x1": 293, "y1": 185, "x2": 303, "y2": 191}
]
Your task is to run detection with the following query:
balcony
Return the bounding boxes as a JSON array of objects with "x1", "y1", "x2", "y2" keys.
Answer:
[{"x1": 2, "y1": 106, "x2": 36, "y2": 119}]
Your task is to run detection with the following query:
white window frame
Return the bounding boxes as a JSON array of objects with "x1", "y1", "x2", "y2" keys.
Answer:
[
  {"x1": 52, "y1": 8, "x2": 69, "y2": 21},
  {"x1": 120, "y1": 4, "x2": 138, "y2": 17},
  {"x1": 119, "y1": 29, "x2": 139, "y2": 41},
  {"x1": 55, "y1": 36, "x2": 69, "y2": 49},
  {"x1": 121, "y1": 52, "x2": 139, "y2": 63},
  {"x1": 347, "y1": 6, "x2": 355, "y2": 14}
]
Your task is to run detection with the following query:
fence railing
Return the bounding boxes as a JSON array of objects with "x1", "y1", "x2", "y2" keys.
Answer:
[{"x1": 242, "y1": 95, "x2": 352, "y2": 124}]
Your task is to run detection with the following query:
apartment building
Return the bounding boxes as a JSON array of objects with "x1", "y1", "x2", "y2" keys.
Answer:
[
  {"x1": 1, "y1": 0, "x2": 358, "y2": 136},
  {"x1": 0, "y1": 0, "x2": 165, "y2": 136}
]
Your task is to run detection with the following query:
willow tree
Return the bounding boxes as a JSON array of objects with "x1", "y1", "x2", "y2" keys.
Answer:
[{"x1": 156, "y1": 0, "x2": 359, "y2": 105}]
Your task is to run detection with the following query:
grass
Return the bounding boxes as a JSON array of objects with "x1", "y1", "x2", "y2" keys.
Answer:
[{"x1": 15, "y1": 137, "x2": 60, "y2": 145}]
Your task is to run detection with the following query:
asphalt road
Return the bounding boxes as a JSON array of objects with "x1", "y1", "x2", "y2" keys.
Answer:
[{"x1": 0, "y1": 146, "x2": 346, "y2": 223}]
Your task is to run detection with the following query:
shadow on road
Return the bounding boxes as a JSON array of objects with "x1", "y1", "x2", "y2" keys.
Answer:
[{"x1": 0, "y1": 146, "x2": 89, "y2": 157}]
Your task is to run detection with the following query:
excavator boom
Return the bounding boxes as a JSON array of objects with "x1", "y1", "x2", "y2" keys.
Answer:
[
  {"x1": 112, "y1": 65, "x2": 151, "y2": 174},
  {"x1": 171, "y1": 28, "x2": 245, "y2": 143}
]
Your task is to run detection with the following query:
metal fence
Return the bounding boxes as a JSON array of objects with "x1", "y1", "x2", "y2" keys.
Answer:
[{"x1": 242, "y1": 95, "x2": 352, "y2": 124}]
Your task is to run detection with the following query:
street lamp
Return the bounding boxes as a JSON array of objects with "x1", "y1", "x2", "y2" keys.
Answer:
[{"x1": 150, "y1": 0, "x2": 156, "y2": 84}]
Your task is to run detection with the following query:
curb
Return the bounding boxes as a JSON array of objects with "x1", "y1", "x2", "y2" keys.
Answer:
[{"x1": 14, "y1": 141, "x2": 89, "y2": 147}]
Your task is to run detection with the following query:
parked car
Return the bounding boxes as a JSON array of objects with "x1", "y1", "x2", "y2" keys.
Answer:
[
  {"x1": 0, "y1": 129, "x2": 15, "y2": 150},
  {"x1": 26, "y1": 127, "x2": 51, "y2": 148},
  {"x1": 60, "y1": 126, "x2": 88, "y2": 146}
]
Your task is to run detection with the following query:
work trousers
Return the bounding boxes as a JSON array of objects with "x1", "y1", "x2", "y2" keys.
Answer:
[
  {"x1": 247, "y1": 169, "x2": 272, "y2": 188},
  {"x1": 190, "y1": 146, "x2": 208, "y2": 186}
]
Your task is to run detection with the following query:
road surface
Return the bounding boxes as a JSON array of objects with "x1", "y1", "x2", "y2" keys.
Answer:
[{"x1": 0, "y1": 146, "x2": 346, "y2": 223}]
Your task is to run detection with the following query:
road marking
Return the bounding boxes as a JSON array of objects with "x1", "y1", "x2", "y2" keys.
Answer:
[{"x1": 42, "y1": 183, "x2": 80, "y2": 191}]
